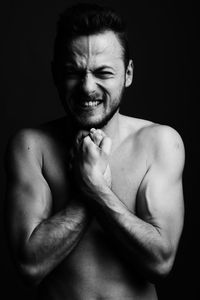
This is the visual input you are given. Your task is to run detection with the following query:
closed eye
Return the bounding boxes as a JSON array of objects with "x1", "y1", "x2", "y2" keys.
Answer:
[{"x1": 94, "y1": 71, "x2": 114, "y2": 79}]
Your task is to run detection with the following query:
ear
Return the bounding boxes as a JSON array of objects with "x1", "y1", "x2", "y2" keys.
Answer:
[{"x1": 125, "y1": 59, "x2": 134, "y2": 87}]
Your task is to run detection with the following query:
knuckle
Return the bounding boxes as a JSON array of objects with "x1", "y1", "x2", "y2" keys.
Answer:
[
  {"x1": 96, "y1": 129, "x2": 103, "y2": 136},
  {"x1": 95, "y1": 134, "x2": 102, "y2": 141},
  {"x1": 83, "y1": 135, "x2": 91, "y2": 143},
  {"x1": 98, "y1": 129, "x2": 106, "y2": 137},
  {"x1": 90, "y1": 128, "x2": 96, "y2": 133},
  {"x1": 82, "y1": 135, "x2": 93, "y2": 150}
]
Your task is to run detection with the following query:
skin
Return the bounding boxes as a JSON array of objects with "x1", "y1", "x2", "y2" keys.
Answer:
[
  {"x1": 56, "y1": 31, "x2": 132, "y2": 130},
  {"x1": 5, "y1": 31, "x2": 185, "y2": 300}
]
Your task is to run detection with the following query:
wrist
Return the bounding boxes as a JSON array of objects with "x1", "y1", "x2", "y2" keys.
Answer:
[
  {"x1": 103, "y1": 165, "x2": 112, "y2": 188},
  {"x1": 88, "y1": 179, "x2": 112, "y2": 202}
]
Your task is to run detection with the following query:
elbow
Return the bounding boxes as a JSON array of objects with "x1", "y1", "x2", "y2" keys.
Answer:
[
  {"x1": 153, "y1": 257, "x2": 173, "y2": 280},
  {"x1": 19, "y1": 262, "x2": 45, "y2": 287},
  {"x1": 16, "y1": 245, "x2": 47, "y2": 286},
  {"x1": 147, "y1": 247, "x2": 175, "y2": 283}
]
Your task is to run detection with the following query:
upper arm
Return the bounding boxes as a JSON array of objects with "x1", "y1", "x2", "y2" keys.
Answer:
[
  {"x1": 137, "y1": 125, "x2": 185, "y2": 254},
  {"x1": 5, "y1": 130, "x2": 52, "y2": 256}
]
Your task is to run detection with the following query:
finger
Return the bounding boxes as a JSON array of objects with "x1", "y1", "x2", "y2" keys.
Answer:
[
  {"x1": 89, "y1": 128, "x2": 97, "y2": 143},
  {"x1": 90, "y1": 132, "x2": 102, "y2": 146},
  {"x1": 76, "y1": 130, "x2": 90, "y2": 146},
  {"x1": 82, "y1": 135, "x2": 94, "y2": 151},
  {"x1": 96, "y1": 129, "x2": 105, "y2": 137},
  {"x1": 90, "y1": 129, "x2": 105, "y2": 146},
  {"x1": 90, "y1": 128, "x2": 96, "y2": 134},
  {"x1": 100, "y1": 136, "x2": 112, "y2": 155}
]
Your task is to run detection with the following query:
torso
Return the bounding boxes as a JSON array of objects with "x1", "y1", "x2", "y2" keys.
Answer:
[{"x1": 35, "y1": 115, "x2": 158, "y2": 300}]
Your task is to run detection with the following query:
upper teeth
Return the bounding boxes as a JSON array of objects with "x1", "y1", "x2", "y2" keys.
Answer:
[{"x1": 82, "y1": 101, "x2": 100, "y2": 107}]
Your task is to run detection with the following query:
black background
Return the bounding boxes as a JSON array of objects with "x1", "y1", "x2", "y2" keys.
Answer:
[{"x1": 1, "y1": 0, "x2": 199, "y2": 299}]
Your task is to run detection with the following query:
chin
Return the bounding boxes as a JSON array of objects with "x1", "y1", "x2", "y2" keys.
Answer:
[
  {"x1": 71, "y1": 116, "x2": 109, "y2": 130},
  {"x1": 69, "y1": 105, "x2": 120, "y2": 130}
]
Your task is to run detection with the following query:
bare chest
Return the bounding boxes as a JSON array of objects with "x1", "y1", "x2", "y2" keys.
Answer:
[
  {"x1": 40, "y1": 132, "x2": 152, "y2": 292},
  {"x1": 42, "y1": 140, "x2": 147, "y2": 213}
]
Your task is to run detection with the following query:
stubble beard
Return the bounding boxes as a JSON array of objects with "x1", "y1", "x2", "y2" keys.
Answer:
[{"x1": 64, "y1": 88, "x2": 125, "y2": 131}]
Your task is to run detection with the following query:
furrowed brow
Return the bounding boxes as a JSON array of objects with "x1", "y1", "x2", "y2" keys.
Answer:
[{"x1": 95, "y1": 65, "x2": 115, "y2": 71}]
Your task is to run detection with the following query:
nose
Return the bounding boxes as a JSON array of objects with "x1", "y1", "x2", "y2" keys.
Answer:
[{"x1": 81, "y1": 72, "x2": 96, "y2": 95}]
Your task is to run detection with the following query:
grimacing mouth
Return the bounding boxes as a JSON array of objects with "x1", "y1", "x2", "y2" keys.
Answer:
[
  {"x1": 77, "y1": 99, "x2": 103, "y2": 108},
  {"x1": 70, "y1": 94, "x2": 105, "y2": 110}
]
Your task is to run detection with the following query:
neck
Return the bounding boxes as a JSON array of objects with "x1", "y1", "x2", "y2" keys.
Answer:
[
  {"x1": 99, "y1": 111, "x2": 121, "y2": 152},
  {"x1": 65, "y1": 111, "x2": 121, "y2": 151}
]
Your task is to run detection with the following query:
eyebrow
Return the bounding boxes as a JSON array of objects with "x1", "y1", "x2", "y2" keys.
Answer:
[
  {"x1": 65, "y1": 63, "x2": 115, "y2": 72},
  {"x1": 94, "y1": 66, "x2": 115, "y2": 71}
]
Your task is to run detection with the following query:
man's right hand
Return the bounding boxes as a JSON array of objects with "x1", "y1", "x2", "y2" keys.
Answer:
[{"x1": 70, "y1": 128, "x2": 112, "y2": 197}]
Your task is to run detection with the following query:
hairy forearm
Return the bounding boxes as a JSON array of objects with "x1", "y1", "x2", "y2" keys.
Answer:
[
  {"x1": 91, "y1": 186, "x2": 172, "y2": 279},
  {"x1": 20, "y1": 199, "x2": 91, "y2": 285}
]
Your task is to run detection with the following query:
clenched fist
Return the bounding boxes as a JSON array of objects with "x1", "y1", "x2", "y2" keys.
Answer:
[{"x1": 70, "y1": 128, "x2": 112, "y2": 198}]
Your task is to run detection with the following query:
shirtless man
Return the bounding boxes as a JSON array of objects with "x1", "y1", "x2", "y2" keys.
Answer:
[{"x1": 5, "y1": 3, "x2": 185, "y2": 300}]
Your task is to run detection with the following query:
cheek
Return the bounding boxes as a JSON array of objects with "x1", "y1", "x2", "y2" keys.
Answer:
[{"x1": 105, "y1": 77, "x2": 125, "y2": 96}]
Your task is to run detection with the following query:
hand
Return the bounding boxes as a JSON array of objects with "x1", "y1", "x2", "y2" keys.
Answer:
[
  {"x1": 89, "y1": 129, "x2": 112, "y2": 188},
  {"x1": 71, "y1": 129, "x2": 112, "y2": 197}
]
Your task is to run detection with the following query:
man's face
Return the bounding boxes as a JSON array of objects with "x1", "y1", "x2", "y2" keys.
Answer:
[{"x1": 60, "y1": 30, "x2": 133, "y2": 129}]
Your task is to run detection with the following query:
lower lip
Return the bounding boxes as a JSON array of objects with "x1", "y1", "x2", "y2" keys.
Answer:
[{"x1": 76, "y1": 101, "x2": 103, "y2": 110}]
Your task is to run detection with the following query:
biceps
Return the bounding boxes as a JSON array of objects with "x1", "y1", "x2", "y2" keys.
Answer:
[
  {"x1": 137, "y1": 173, "x2": 184, "y2": 246},
  {"x1": 5, "y1": 177, "x2": 52, "y2": 249}
]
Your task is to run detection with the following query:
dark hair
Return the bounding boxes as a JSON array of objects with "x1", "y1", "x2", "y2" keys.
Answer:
[{"x1": 53, "y1": 2, "x2": 130, "y2": 74}]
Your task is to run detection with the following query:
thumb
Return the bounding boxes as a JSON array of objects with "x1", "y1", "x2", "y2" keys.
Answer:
[
  {"x1": 100, "y1": 136, "x2": 112, "y2": 155},
  {"x1": 76, "y1": 130, "x2": 90, "y2": 145}
]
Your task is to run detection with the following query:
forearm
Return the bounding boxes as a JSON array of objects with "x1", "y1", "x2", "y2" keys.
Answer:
[
  {"x1": 20, "y1": 199, "x2": 91, "y2": 285},
  {"x1": 91, "y1": 186, "x2": 172, "y2": 279}
]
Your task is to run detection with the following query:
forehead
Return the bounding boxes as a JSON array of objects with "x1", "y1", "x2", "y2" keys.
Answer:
[{"x1": 66, "y1": 31, "x2": 124, "y2": 66}]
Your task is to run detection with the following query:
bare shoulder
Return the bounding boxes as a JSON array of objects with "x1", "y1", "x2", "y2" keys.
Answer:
[
  {"x1": 140, "y1": 123, "x2": 185, "y2": 178},
  {"x1": 7, "y1": 117, "x2": 66, "y2": 150},
  {"x1": 120, "y1": 115, "x2": 185, "y2": 172},
  {"x1": 5, "y1": 117, "x2": 67, "y2": 167},
  {"x1": 140, "y1": 122, "x2": 185, "y2": 168},
  {"x1": 5, "y1": 128, "x2": 43, "y2": 176},
  {"x1": 6, "y1": 127, "x2": 45, "y2": 163},
  {"x1": 8, "y1": 127, "x2": 42, "y2": 149},
  {"x1": 138, "y1": 120, "x2": 184, "y2": 149}
]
